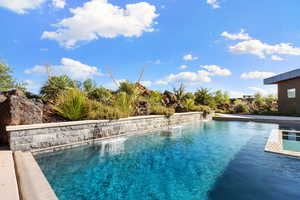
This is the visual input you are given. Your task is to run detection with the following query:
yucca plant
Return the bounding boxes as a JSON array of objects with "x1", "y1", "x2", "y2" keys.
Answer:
[
  {"x1": 53, "y1": 88, "x2": 88, "y2": 121},
  {"x1": 40, "y1": 75, "x2": 75, "y2": 100}
]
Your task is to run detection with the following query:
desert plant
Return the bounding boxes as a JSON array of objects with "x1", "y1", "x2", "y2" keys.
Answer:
[
  {"x1": 40, "y1": 75, "x2": 75, "y2": 100},
  {"x1": 233, "y1": 100, "x2": 249, "y2": 113},
  {"x1": 118, "y1": 81, "x2": 137, "y2": 96},
  {"x1": 83, "y1": 79, "x2": 96, "y2": 93},
  {"x1": 113, "y1": 92, "x2": 134, "y2": 115},
  {"x1": 88, "y1": 87, "x2": 113, "y2": 104},
  {"x1": 53, "y1": 88, "x2": 88, "y2": 120},
  {"x1": 150, "y1": 104, "x2": 175, "y2": 116},
  {"x1": 173, "y1": 83, "x2": 186, "y2": 102},
  {"x1": 86, "y1": 100, "x2": 127, "y2": 120},
  {"x1": 184, "y1": 99, "x2": 195, "y2": 111},
  {"x1": 194, "y1": 88, "x2": 216, "y2": 108}
]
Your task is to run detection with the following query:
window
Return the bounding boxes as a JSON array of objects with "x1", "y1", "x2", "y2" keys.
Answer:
[{"x1": 287, "y1": 88, "x2": 296, "y2": 98}]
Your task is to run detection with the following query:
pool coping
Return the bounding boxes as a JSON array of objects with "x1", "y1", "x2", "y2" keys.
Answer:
[
  {"x1": 214, "y1": 114, "x2": 300, "y2": 124},
  {"x1": 265, "y1": 129, "x2": 300, "y2": 158}
]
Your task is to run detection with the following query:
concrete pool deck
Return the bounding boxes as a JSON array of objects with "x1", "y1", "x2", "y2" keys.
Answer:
[
  {"x1": 213, "y1": 114, "x2": 300, "y2": 124},
  {"x1": 0, "y1": 151, "x2": 58, "y2": 200}
]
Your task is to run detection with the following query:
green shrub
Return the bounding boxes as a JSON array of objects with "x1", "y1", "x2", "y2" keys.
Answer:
[
  {"x1": 86, "y1": 100, "x2": 127, "y2": 120},
  {"x1": 118, "y1": 81, "x2": 137, "y2": 96},
  {"x1": 194, "y1": 88, "x2": 216, "y2": 109},
  {"x1": 53, "y1": 88, "x2": 88, "y2": 121},
  {"x1": 233, "y1": 100, "x2": 249, "y2": 113},
  {"x1": 88, "y1": 87, "x2": 112, "y2": 104},
  {"x1": 145, "y1": 91, "x2": 163, "y2": 106},
  {"x1": 113, "y1": 92, "x2": 134, "y2": 115},
  {"x1": 183, "y1": 99, "x2": 195, "y2": 111},
  {"x1": 150, "y1": 105, "x2": 175, "y2": 116},
  {"x1": 191, "y1": 105, "x2": 212, "y2": 113}
]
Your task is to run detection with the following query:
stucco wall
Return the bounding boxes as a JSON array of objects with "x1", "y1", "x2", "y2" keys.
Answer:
[
  {"x1": 7, "y1": 112, "x2": 210, "y2": 152},
  {"x1": 278, "y1": 77, "x2": 300, "y2": 114}
]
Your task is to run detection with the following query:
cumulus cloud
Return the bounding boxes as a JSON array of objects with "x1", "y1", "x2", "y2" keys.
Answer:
[
  {"x1": 52, "y1": 0, "x2": 66, "y2": 8},
  {"x1": 140, "y1": 80, "x2": 152, "y2": 87},
  {"x1": 240, "y1": 71, "x2": 276, "y2": 79},
  {"x1": 0, "y1": 0, "x2": 46, "y2": 14},
  {"x1": 179, "y1": 65, "x2": 188, "y2": 69},
  {"x1": 182, "y1": 54, "x2": 198, "y2": 61},
  {"x1": 221, "y1": 29, "x2": 252, "y2": 41},
  {"x1": 25, "y1": 58, "x2": 102, "y2": 80},
  {"x1": 156, "y1": 65, "x2": 230, "y2": 85},
  {"x1": 202, "y1": 65, "x2": 231, "y2": 76},
  {"x1": 229, "y1": 39, "x2": 300, "y2": 59},
  {"x1": 42, "y1": 0, "x2": 159, "y2": 48},
  {"x1": 156, "y1": 70, "x2": 211, "y2": 85},
  {"x1": 248, "y1": 87, "x2": 277, "y2": 96},
  {"x1": 206, "y1": 0, "x2": 220, "y2": 9},
  {"x1": 271, "y1": 55, "x2": 284, "y2": 61}
]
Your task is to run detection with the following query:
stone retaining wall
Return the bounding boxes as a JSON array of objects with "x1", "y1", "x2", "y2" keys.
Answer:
[{"x1": 7, "y1": 112, "x2": 210, "y2": 152}]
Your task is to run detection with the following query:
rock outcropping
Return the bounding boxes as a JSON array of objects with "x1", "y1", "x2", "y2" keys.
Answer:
[{"x1": 0, "y1": 90, "x2": 43, "y2": 144}]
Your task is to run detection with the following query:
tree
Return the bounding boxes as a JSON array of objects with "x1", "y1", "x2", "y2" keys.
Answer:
[
  {"x1": 214, "y1": 90, "x2": 230, "y2": 109},
  {"x1": 0, "y1": 62, "x2": 25, "y2": 91},
  {"x1": 194, "y1": 88, "x2": 216, "y2": 108}
]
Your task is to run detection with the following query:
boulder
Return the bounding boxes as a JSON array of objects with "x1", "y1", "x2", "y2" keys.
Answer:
[
  {"x1": 162, "y1": 91, "x2": 178, "y2": 106},
  {"x1": 134, "y1": 100, "x2": 150, "y2": 116},
  {"x1": 0, "y1": 90, "x2": 43, "y2": 144}
]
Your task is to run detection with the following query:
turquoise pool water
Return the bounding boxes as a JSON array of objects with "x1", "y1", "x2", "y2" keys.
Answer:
[{"x1": 36, "y1": 121, "x2": 300, "y2": 200}]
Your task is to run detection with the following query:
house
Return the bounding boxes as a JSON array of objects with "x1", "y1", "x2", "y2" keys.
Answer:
[{"x1": 264, "y1": 69, "x2": 300, "y2": 114}]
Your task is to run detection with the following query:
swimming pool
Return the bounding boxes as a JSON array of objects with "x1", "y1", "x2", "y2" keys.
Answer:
[{"x1": 36, "y1": 121, "x2": 300, "y2": 200}]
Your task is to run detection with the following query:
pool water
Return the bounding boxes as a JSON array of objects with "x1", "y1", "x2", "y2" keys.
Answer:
[
  {"x1": 283, "y1": 132, "x2": 300, "y2": 152},
  {"x1": 36, "y1": 121, "x2": 300, "y2": 200}
]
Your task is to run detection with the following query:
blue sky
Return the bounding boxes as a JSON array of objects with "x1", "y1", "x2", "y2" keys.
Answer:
[{"x1": 1, "y1": 0, "x2": 300, "y2": 96}]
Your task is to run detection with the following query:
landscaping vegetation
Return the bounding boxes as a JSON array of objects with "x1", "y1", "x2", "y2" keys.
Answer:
[{"x1": 0, "y1": 62, "x2": 279, "y2": 121}]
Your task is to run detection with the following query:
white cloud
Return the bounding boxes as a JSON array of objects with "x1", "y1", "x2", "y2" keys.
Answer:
[
  {"x1": 0, "y1": 0, "x2": 46, "y2": 14},
  {"x1": 156, "y1": 70, "x2": 211, "y2": 85},
  {"x1": 102, "y1": 79, "x2": 126, "y2": 90},
  {"x1": 228, "y1": 90, "x2": 245, "y2": 98},
  {"x1": 179, "y1": 65, "x2": 188, "y2": 69},
  {"x1": 140, "y1": 80, "x2": 152, "y2": 87},
  {"x1": 25, "y1": 58, "x2": 102, "y2": 80},
  {"x1": 42, "y1": 0, "x2": 159, "y2": 48},
  {"x1": 271, "y1": 55, "x2": 284, "y2": 61},
  {"x1": 207, "y1": 0, "x2": 220, "y2": 8},
  {"x1": 183, "y1": 54, "x2": 198, "y2": 61},
  {"x1": 229, "y1": 39, "x2": 300, "y2": 59},
  {"x1": 241, "y1": 71, "x2": 276, "y2": 79},
  {"x1": 202, "y1": 65, "x2": 231, "y2": 76},
  {"x1": 52, "y1": 0, "x2": 66, "y2": 8},
  {"x1": 221, "y1": 29, "x2": 252, "y2": 41},
  {"x1": 248, "y1": 87, "x2": 277, "y2": 96}
]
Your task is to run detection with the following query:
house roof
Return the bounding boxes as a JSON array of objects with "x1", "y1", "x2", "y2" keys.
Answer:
[{"x1": 264, "y1": 68, "x2": 300, "y2": 84}]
